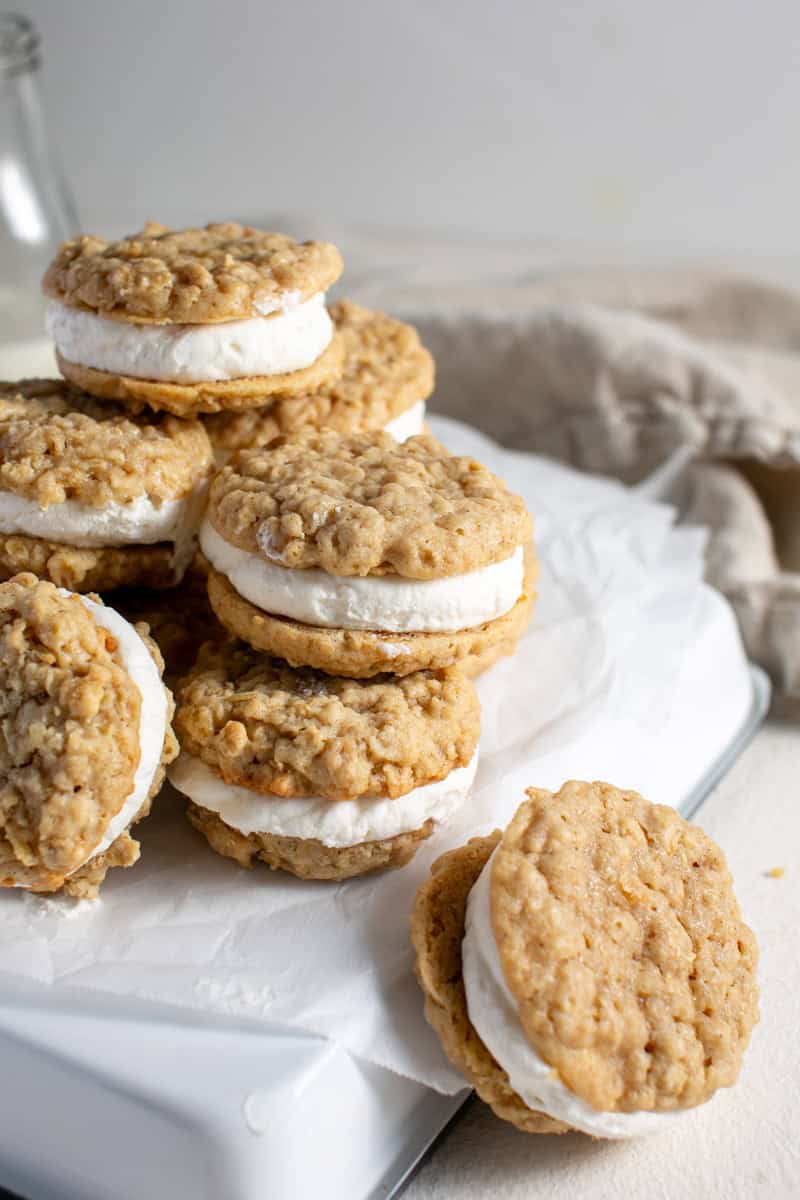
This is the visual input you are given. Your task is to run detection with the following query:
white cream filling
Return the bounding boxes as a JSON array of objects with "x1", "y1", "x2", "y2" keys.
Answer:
[
  {"x1": 462, "y1": 850, "x2": 685, "y2": 1138},
  {"x1": 45, "y1": 292, "x2": 332, "y2": 383},
  {"x1": 200, "y1": 520, "x2": 524, "y2": 634},
  {"x1": 383, "y1": 400, "x2": 426, "y2": 442},
  {"x1": 168, "y1": 750, "x2": 478, "y2": 848},
  {"x1": 0, "y1": 484, "x2": 207, "y2": 553},
  {"x1": 67, "y1": 596, "x2": 168, "y2": 868}
]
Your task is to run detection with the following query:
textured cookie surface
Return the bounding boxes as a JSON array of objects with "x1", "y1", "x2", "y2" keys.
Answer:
[
  {"x1": 492, "y1": 781, "x2": 760, "y2": 1113},
  {"x1": 0, "y1": 575, "x2": 140, "y2": 887},
  {"x1": 411, "y1": 833, "x2": 568, "y2": 1134},
  {"x1": 0, "y1": 379, "x2": 212, "y2": 506},
  {"x1": 44, "y1": 222, "x2": 343, "y2": 324},
  {"x1": 175, "y1": 640, "x2": 480, "y2": 801},
  {"x1": 209, "y1": 432, "x2": 531, "y2": 577},
  {"x1": 0, "y1": 533, "x2": 186, "y2": 593},
  {"x1": 204, "y1": 301, "x2": 435, "y2": 453},
  {"x1": 187, "y1": 801, "x2": 433, "y2": 880},
  {"x1": 56, "y1": 334, "x2": 345, "y2": 419},
  {"x1": 0, "y1": 575, "x2": 178, "y2": 895},
  {"x1": 206, "y1": 548, "x2": 535, "y2": 678}
]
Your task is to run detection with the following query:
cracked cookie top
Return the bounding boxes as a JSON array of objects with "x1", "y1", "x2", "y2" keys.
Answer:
[
  {"x1": 0, "y1": 379, "x2": 212, "y2": 506},
  {"x1": 43, "y1": 221, "x2": 343, "y2": 324},
  {"x1": 208, "y1": 432, "x2": 531, "y2": 578},
  {"x1": 174, "y1": 640, "x2": 480, "y2": 801}
]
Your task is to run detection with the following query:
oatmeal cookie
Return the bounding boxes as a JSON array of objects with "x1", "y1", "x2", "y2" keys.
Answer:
[
  {"x1": 208, "y1": 432, "x2": 530, "y2": 578},
  {"x1": 0, "y1": 533, "x2": 184, "y2": 593},
  {"x1": 187, "y1": 802, "x2": 434, "y2": 881},
  {"x1": 0, "y1": 574, "x2": 177, "y2": 895},
  {"x1": 411, "y1": 833, "x2": 567, "y2": 1134},
  {"x1": 174, "y1": 640, "x2": 480, "y2": 801},
  {"x1": 492, "y1": 781, "x2": 760, "y2": 1113},
  {"x1": 0, "y1": 379, "x2": 212, "y2": 507},
  {"x1": 44, "y1": 222, "x2": 343, "y2": 324},
  {"x1": 203, "y1": 302, "x2": 434, "y2": 455}
]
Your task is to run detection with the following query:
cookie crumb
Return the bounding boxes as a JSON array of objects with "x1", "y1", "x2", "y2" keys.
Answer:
[{"x1": 765, "y1": 866, "x2": 786, "y2": 879}]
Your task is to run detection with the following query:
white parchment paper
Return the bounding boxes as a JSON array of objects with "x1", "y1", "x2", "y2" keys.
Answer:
[{"x1": 0, "y1": 417, "x2": 710, "y2": 1093}]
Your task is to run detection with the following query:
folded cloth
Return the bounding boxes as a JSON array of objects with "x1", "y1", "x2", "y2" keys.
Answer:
[{"x1": 400, "y1": 273, "x2": 800, "y2": 701}]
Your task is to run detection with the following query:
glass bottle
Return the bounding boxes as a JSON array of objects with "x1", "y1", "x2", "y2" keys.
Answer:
[{"x1": 0, "y1": 13, "x2": 77, "y2": 374}]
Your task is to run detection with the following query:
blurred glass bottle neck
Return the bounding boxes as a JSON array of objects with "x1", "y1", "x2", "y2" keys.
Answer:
[{"x1": 0, "y1": 14, "x2": 77, "y2": 350}]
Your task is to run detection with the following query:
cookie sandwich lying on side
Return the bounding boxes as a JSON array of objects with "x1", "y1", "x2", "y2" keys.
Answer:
[
  {"x1": 200, "y1": 432, "x2": 536, "y2": 677},
  {"x1": 0, "y1": 380, "x2": 213, "y2": 591},
  {"x1": 0, "y1": 574, "x2": 178, "y2": 898},
  {"x1": 169, "y1": 641, "x2": 480, "y2": 880},
  {"x1": 44, "y1": 222, "x2": 344, "y2": 416},
  {"x1": 412, "y1": 780, "x2": 759, "y2": 1137},
  {"x1": 204, "y1": 301, "x2": 434, "y2": 463}
]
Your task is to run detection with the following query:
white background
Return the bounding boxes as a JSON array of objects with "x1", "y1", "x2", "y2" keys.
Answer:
[{"x1": 20, "y1": 0, "x2": 800, "y2": 260}]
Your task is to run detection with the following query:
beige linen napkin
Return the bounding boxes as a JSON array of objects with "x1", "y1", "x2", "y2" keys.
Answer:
[{"x1": 402, "y1": 271, "x2": 800, "y2": 700}]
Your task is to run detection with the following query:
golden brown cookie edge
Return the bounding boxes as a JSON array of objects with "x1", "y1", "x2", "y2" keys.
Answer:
[
  {"x1": 186, "y1": 801, "x2": 433, "y2": 880},
  {"x1": 410, "y1": 832, "x2": 569, "y2": 1135},
  {"x1": 205, "y1": 557, "x2": 535, "y2": 678},
  {"x1": 55, "y1": 331, "x2": 345, "y2": 417}
]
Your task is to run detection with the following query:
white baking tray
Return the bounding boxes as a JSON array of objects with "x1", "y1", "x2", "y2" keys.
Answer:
[{"x1": 0, "y1": 661, "x2": 768, "y2": 1200}]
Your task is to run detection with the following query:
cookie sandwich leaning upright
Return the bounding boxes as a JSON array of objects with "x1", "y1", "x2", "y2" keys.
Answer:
[
  {"x1": 412, "y1": 780, "x2": 760, "y2": 1137},
  {"x1": 0, "y1": 574, "x2": 178, "y2": 898},
  {"x1": 0, "y1": 380, "x2": 213, "y2": 591},
  {"x1": 168, "y1": 641, "x2": 480, "y2": 880},
  {"x1": 199, "y1": 431, "x2": 536, "y2": 678},
  {"x1": 203, "y1": 300, "x2": 435, "y2": 463},
  {"x1": 44, "y1": 222, "x2": 344, "y2": 417}
]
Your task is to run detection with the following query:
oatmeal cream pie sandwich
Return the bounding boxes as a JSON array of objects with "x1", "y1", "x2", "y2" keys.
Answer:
[
  {"x1": 199, "y1": 432, "x2": 535, "y2": 678},
  {"x1": 44, "y1": 222, "x2": 344, "y2": 417},
  {"x1": 412, "y1": 780, "x2": 759, "y2": 1137},
  {"x1": 168, "y1": 641, "x2": 480, "y2": 880},
  {"x1": 0, "y1": 574, "x2": 178, "y2": 898},
  {"x1": 203, "y1": 301, "x2": 435, "y2": 463},
  {"x1": 0, "y1": 380, "x2": 213, "y2": 592}
]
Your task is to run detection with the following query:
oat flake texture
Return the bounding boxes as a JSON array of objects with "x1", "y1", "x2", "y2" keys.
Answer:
[
  {"x1": 491, "y1": 781, "x2": 760, "y2": 1113},
  {"x1": 43, "y1": 221, "x2": 343, "y2": 324},
  {"x1": 0, "y1": 379, "x2": 212, "y2": 507},
  {"x1": 0, "y1": 574, "x2": 177, "y2": 894},
  {"x1": 209, "y1": 432, "x2": 532, "y2": 578},
  {"x1": 174, "y1": 640, "x2": 480, "y2": 802}
]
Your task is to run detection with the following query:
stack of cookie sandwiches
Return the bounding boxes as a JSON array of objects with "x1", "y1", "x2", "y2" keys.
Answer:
[
  {"x1": 1, "y1": 219, "x2": 533, "y2": 890},
  {"x1": 169, "y1": 430, "x2": 535, "y2": 879}
]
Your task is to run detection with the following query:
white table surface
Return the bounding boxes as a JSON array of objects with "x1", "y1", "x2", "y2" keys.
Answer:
[{"x1": 406, "y1": 715, "x2": 800, "y2": 1200}]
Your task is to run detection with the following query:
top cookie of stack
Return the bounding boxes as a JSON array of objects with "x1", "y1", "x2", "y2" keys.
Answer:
[{"x1": 44, "y1": 221, "x2": 346, "y2": 416}]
